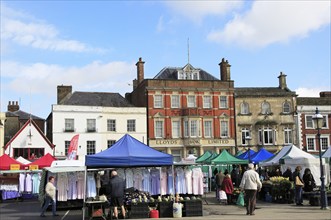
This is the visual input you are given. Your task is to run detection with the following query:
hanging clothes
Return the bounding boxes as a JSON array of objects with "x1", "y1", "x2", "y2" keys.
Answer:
[
  {"x1": 133, "y1": 168, "x2": 143, "y2": 191},
  {"x1": 86, "y1": 172, "x2": 97, "y2": 198},
  {"x1": 192, "y1": 167, "x2": 204, "y2": 195},
  {"x1": 167, "y1": 167, "x2": 174, "y2": 195},
  {"x1": 160, "y1": 167, "x2": 167, "y2": 195},
  {"x1": 19, "y1": 173, "x2": 25, "y2": 192},
  {"x1": 25, "y1": 173, "x2": 32, "y2": 192},
  {"x1": 185, "y1": 167, "x2": 193, "y2": 194},
  {"x1": 68, "y1": 172, "x2": 78, "y2": 200},
  {"x1": 125, "y1": 169, "x2": 134, "y2": 188},
  {"x1": 150, "y1": 168, "x2": 160, "y2": 195},
  {"x1": 57, "y1": 172, "x2": 69, "y2": 201},
  {"x1": 175, "y1": 167, "x2": 186, "y2": 194},
  {"x1": 142, "y1": 168, "x2": 151, "y2": 193},
  {"x1": 32, "y1": 173, "x2": 40, "y2": 194}
]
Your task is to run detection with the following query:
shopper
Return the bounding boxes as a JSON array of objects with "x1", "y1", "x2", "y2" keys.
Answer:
[
  {"x1": 108, "y1": 170, "x2": 126, "y2": 219},
  {"x1": 215, "y1": 170, "x2": 225, "y2": 200},
  {"x1": 282, "y1": 167, "x2": 293, "y2": 181},
  {"x1": 293, "y1": 166, "x2": 304, "y2": 205},
  {"x1": 239, "y1": 163, "x2": 262, "y2": 216},
  {"x1": 303, "y1": 168, "x2": 315, "y2": 193},
  {"x1": 40, "y1": 176, "x2": 59, "y2": 217},
  {"x1": 221, "y1": 174, "x2": 234, "y2": 204}
]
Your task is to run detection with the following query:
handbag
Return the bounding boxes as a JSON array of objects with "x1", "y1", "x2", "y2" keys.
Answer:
[
  {"x1": 236, "y1": 192, "x2": 245, "y2": 206},
  {"x1": 295, "y1": 176, "x2": 304, "y2": 186}
]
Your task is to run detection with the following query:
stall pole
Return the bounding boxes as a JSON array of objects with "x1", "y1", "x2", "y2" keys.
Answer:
[{"x1": 82, "y1": 167, "x2": 87, "y2": 220}]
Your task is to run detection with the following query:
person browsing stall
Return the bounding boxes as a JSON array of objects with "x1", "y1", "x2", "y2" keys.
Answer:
[
  {"x1": 239, "y1": 163, "x2": 262, "y2": 216},
  {"x1": 108, "y1": 170, "x2": 126, "y2": 219}
]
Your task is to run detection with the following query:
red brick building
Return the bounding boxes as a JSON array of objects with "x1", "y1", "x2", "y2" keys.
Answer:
[
  {"x1": 296, "y1": 92, "x2": 331, "y2": 154},
  {"x1": 127, "y1": 58, "x2": 236, "y2": 162}
]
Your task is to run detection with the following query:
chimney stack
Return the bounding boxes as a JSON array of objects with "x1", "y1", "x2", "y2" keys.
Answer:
[
  {"x1": 136, "y1": 57, "x2": 145, "y2": 85},
  {"x1": 219, "y1": 58, "x2": 231, "y2": 81},
  {"x1": 7, "y1": 101, "x2": 19, "y2": 112},
  {"x1": 57, "y1": 85, "x2": 72, "y2": 104},
  {"x1": 278, "y1": 72, "x2": 287, "y2": 90}
]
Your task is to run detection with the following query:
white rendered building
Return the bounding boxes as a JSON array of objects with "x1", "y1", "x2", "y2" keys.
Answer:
[{"x1": 48, "y1": 86, "x2": 146, "y2": 161}]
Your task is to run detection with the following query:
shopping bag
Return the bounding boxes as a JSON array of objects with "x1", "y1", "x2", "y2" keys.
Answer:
[
  {"x1": 219, "y1": 190, "x2": 227, "y2": 200},
  {"x1": 295, "y1": 176, "x2": 304, "y2": 186},
  {"x1": 236, "y1": 192, "x2": 245, "y2": 206}
]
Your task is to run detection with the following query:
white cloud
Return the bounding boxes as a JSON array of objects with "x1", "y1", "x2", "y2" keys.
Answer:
[
  {"x1": 207, "y1": 1, "x2": 331, "y2": 48},
  {"x1": 164, "y1": 1, "x2": 243, "y2": 23},
  {"x1": 295, "y1": 87, "x2": 328, "y2": 97},
  {"x1": 1, "y1": 4, "x2": 104, "y2": 53},
  {"x1": 1, "y1": 60, "x2": 136, "y2": 96}
]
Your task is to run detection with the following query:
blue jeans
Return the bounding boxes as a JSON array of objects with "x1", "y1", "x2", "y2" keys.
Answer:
[
  {"x1": 41, "y1": 195, "x2": 57, "y2": 216},
  {"x1": 295, "y1": 186, "x2": 303, "y2": 204}
]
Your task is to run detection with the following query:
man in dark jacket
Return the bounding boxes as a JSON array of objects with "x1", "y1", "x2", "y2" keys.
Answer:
[{"x1": 108, "y1": 170, "x2": 126, "y2": 219}]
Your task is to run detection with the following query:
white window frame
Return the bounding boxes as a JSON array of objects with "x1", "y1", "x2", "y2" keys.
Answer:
[
  {"x1": 171, "y1": 149, "x2": 182, "y2": 163},
  {"x1": 187, "y1": 95, "x2": 196, "y2": 108},
  {"x1": 219, "y1": 96, "x2": 228, "y2": 109},
  {"x1": 183, "y1": 119, "x2": 200, "y2": 137},
  {"x1": 172, "y1": 120, "x2": 181, "y2": 138},
  {"x1": 284, "y1": 127, "x2": 293, "y2": 144},
  {"x1": 306, "y1": 136, "x2": 315, "y2": 151},
  {"x1": 154, "y1": 95, "x2": 163, "y2": 108},
  {"x1": 86, "y1": 141, "x2": 96, "y2": 155},
  {"x1": 203, "y1": 96, "x2": 212, "y2": 109},
  {"x1": 241, "y1": 128, "x2": 250, "y2": 145},
  {"x1": 258, "y1": 127, "x2": 275, "y2": 145},
  {"x1": 155, "y1": 120, "x2": 164, "y2": 138},
  {"x1": 320, "y1": 136, "x2": 329, "y2": 151},
  {"x1": 305, "y1": 115, "x2": 313, "y2": 128},
  {"x1": 171, "y1": 95, "x2": 180, "y2": 108},
  {"x1": 204, "y1": 120, "x2": 212, "y2": 138},
  {"x1": 220, "y1": 120, "x2": 229, "y2": 137}
]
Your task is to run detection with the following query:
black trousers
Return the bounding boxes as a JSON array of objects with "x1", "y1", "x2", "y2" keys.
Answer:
[{"x1": 244, "y1": 189, "x2": 257, "y2": 214}]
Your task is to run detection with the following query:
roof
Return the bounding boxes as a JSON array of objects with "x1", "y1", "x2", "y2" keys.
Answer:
[
  {"x1": 28, "y1": 153, "x2": 57, "y2": 168},
  {"x1": 4, "y1": 119, "x2": 55, "y2": 150},
  {"x1": 211, "y1": 149, "x2": 248, "y2": 164},
  {"x1": 153, "y1": 64, "x2": 219, "y2": 80},
  {"x1": 6, "y1": 110, "x2": 44, "y2": 120},
  {"x1": 85, "y1": 134, "x2": 173, "y2": 167},
  {"x1": 297, "y1": 97, "x2": 331, "y2": 106},
  {"x1": 235, "y1": 87, "x2": 296, "y2": 97},
  {"x1": 62, "y1": 92, "x2": 134, "y2": 107},
  {"x1": 0, "y1": 154, "x2": 25, "y2": 170}
]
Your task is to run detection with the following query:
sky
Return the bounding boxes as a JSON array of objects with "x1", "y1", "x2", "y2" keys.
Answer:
[{"x1": 1, "y1": 1, "x2": 330, "y2": 119}]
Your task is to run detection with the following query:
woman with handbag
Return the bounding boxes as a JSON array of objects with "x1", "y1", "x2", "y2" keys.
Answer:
[{"x1": 293, "y1": 166, "x2": 304, "y2": 206}]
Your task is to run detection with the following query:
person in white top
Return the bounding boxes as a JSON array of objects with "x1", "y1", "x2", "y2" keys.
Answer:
[
  {"x1": 40, "y1": 176, "x2": 59, "y2": 217},
  {"x1": 239, "y1": 163, "x2": 262, "y2": 216}
]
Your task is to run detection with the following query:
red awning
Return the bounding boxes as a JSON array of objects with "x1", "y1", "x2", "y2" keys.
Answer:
[
  {"x1": 0, "y1": 154, "x2": 25, "y2": 170},
  {"x1": 27, "y1": 153, "x2": 57, "y2": 169}
]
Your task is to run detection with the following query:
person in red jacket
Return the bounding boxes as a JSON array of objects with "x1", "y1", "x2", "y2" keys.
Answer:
[{"x1": 221, "y1": 174, "x2": 234, "y2": 204}]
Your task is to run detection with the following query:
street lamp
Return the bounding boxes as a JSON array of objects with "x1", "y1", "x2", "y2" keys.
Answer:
[
  {"x1": 312, "y1": 107, "x2": 329, "y2": 210},
  {"x1": 245, "y1": 136, "x2": 252, "y2": 163}
]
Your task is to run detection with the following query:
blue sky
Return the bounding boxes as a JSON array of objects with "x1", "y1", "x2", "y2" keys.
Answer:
[{"x1": 1, "y1": 1, "x2": 330, "y2": 119}]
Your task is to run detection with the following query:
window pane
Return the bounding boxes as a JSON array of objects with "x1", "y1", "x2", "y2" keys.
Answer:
[
  {"x1": 65, "y1": 119, "x2": 74, "y2": 131},
  {"x1": 241, "y1": 128, "x2": 250, "y2": 145},
  {"x1": 86, "y1": 141, "x2": 96, "y2": 155},
  {"x1": 65, "y1": 141, "x2": 70, "y2": 155},
  {"x1": 321, "y1": 137, "x2": 329, "y2": 150},
  {"x1": 127, "y1": 119, "x2": 136, "y2": 132},
  {"x1": 203, "y1": 96, "x2": 212, "y2": 108},
  {"x1": 204, "y1": 121, "x2": 212, "y2": 138},
  {"x1": 221, "y1": 121, "x2": 228, "y2": 137},
  {"x1": 241, "y1": 102, "x2": 249, "y2": 114},
  {"x1": 107, "y1": 119, "x2": 116, "y2": 132},
  {"x1": 87, "y1": 119, "x2": 96, "y2": 131},
  {"x1": 306, "y1": 116, "x2": 313, "y2": 128},
  {"x1": 187, "y1": 96, "x2": 196, "y2": 108},
  {"x1": 172, "y1": 121, "x2": 180, "y2": 138},
  {"x1": 154, "y1": 95, "x2": 163, "y2": 108},
  {"x1": 184, "y1": 121, "x2": 189, "y2": 137},
  {"x1": 155, "y1": 121, "x2": 164, "y2": 138},
  {"x1": 283, "y1": 102, "x2": 291, "y2": 113},
  {"x1": 262, "y1": 102, "x2": 270, "y2": 114},
  {"x1": 107, "y1": 140, "x2": 116, "y2": 148},
  {"x1": 190, "y1": 120, "x2": 198, "y2": 137},
  {"x1": 307, "y1": 138, "x2": 315, "y2": 150},
  {"x1": 284, "y1": 127, "x2": 292, "y2": 144},
  {"x1": 220, "y1": 96, "x2": 228, "y2": 108},
  {"x1": 171, "y1": 95, "x2": 180, "y2": 108}
]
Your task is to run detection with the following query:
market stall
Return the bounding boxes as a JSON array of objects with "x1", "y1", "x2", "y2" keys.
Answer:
[
  {"x1": 84, "y1": 134, "x2": 174, "y2": 219},
  {"x1": 27, "y1": 153, "x2": 57, "y2": 169},
  {"x1": 250, "y1": 148, "x2": 274, "y2": 164}
]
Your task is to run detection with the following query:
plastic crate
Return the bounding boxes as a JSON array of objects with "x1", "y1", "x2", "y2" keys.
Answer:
[
  {"x1": 129, "y1": 203, "x2": 150, "y2": 219},
  {"x1": 182, "y1": 200, "x2": 203, "y2": 217},
  {"x1": 158, "y1": 201, "x2": 173, "y2": 217}
]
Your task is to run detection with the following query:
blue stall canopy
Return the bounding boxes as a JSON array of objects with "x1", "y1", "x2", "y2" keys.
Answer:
[
  {"x1": 85, "y1": 134, "x2": 173, "y2": 167},
  {"x1": 250, "y1": 148, "x2": 274, "y2": 164},
  {"x1": 236, "y1": 149, "x2": 256, "y2": 160}
]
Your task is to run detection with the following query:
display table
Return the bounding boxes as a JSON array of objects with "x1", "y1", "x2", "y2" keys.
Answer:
[{"x1": 85, "y1": 201, "x2": 108, "y2": 220}]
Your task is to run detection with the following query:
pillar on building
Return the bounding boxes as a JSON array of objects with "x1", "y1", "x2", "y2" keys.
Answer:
[{"x1": 199, "y1": 147, "x2": 204, "y2": 157}]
